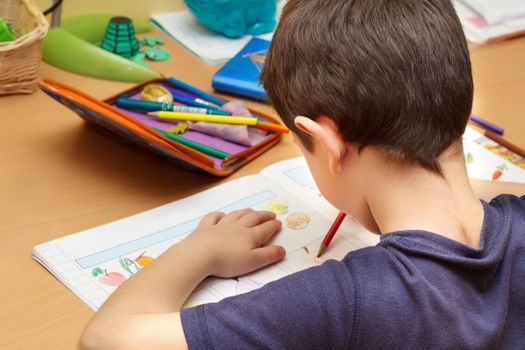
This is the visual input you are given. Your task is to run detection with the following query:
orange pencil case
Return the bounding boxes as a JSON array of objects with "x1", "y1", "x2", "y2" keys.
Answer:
[{"x1": 39, "y1": 78, "x2": 285, "y2": 176}]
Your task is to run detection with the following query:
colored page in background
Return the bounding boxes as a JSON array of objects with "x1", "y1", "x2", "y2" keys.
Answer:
[{"x1": 463, "y1": 127, "x2": 525, "y2": 183}]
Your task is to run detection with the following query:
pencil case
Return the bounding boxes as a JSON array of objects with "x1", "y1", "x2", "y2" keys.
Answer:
[{"x1": 38, "y1": 78, "x2": 285, "y2": 176}]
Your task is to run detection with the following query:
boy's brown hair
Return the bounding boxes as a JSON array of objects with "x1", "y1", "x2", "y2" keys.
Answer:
[{"x1": 260, "y1": 0, "x2": 473, "y2": 173}]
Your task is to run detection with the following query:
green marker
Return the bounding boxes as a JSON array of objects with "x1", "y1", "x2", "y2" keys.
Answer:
[
  {"x1": 155, "y1": 128, "x2": 230, "y2": 159},
  {"x1": 116, "y1": 97, "x2": 231, "y2": 115}
]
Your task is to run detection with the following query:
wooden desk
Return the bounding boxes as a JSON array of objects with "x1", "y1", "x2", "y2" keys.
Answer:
[{"x1": 1, "y1": 29, "x2": 524, "y2": 349}]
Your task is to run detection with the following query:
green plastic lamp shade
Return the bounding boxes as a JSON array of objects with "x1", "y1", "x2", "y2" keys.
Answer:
[{"x1": 100, "y1": 17, "x2": 140, "y2": 58}]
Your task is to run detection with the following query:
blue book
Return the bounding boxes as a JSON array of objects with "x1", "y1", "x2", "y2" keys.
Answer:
[{"x1": 212, "y1": 37, "x2": 270, "y2": 101}]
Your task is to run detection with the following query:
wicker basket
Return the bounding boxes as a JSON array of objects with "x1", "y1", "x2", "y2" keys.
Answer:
[{"x1": 0, "y1": 0, "x2": 48, "y2": 95}]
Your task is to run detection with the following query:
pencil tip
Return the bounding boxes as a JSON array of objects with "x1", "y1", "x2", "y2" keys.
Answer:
[{"x1": 316, "y1": 244, "x2": 327, "y2": 258}]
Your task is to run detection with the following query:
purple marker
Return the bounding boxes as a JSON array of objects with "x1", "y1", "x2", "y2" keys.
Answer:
[{"x1": 470, "y1": 115, "x2": 504, "y2": 135}]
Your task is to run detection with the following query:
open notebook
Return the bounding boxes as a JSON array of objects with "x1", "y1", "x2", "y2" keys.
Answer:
[{"x1": 32, "y1": 127, "x2": 524, "y2": 311}]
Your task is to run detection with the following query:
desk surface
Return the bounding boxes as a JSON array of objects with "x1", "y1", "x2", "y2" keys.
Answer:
[{"x1": 1, "y1": 28, "x2": 524, "y2": 349}]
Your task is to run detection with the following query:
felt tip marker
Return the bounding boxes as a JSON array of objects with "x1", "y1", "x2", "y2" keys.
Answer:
[{"x1": 115, "y1": 97, "x2": 231, "y2": 115}]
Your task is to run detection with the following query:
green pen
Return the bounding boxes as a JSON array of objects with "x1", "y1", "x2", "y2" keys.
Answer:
[
  {"x1": 116, "y1": 97, "x2": 231, "y2": 116},
  {"x1": 154, "y1": 128, "x2": 231, "y2": 159}
]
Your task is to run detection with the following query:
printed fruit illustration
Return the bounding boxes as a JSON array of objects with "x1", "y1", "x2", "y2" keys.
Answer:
[
  {"x1": 119, "y1": 252, "x2": 155, "y2": 275},
  {"x1": 119, "y1": 257, "x2": 138, "y2": 275},
  {"x1": 99, "y1": 271, "x2": 126, "y2": 287},
  {"x1": 91, "y1": 267, "x2": 104, "y2": 277},
  {"x1": 137, "y1": 255, "x2": 154, "y2": 267},
  {"x1": 92, "y1": 267, "x2": 126, "y2": 287},
  {"x1": 492, "y1": 164, "x2": 508, "y2": 181}
]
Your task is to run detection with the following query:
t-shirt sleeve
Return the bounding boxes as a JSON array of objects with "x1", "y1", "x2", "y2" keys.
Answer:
[{"x1": 181, "y1": 260, "x2": 356, "y2": 350}]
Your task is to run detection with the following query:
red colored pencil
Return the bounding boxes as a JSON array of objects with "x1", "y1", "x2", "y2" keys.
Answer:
[{"x1": 317, "y1": 212, "x2": 347, "y2": 257}]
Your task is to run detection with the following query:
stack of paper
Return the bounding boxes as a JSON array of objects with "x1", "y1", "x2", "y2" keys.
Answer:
[
  {"x1": 461, "y1": 0, "x2": 525, "y2": 25},
  {"x1": 151, "y1": 11, "x2": 274, "y2": 65},
  {"x1": 454, "y1": 0, "x2": 525, "y2": 44}
]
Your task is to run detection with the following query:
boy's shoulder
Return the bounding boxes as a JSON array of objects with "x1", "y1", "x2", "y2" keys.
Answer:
[
  {"x1": 345, "y1": 193, "x2": 525, "y2": 349},
  {"x1": 488, "y1": 193, "x2": 525, "y2": 213}
]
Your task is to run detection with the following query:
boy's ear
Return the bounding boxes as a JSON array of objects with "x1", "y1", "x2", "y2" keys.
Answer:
[{"x1": 294, "y1": 116, "x2": 347, "y2": 174}]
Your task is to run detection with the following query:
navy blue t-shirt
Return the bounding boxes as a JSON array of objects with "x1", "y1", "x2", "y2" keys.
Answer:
[{"x1": 181, "y1": 194, "x2": 525, "y2": 349}]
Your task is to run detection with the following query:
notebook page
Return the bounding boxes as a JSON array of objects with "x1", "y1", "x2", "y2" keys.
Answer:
[{"x1": 33, "y1": 174, "x2": 367, "y2": 310}]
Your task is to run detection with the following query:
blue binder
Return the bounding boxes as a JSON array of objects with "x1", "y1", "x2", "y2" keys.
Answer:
[{"x1": 212, "y1": 37, "x2": 270, "y2": 101}]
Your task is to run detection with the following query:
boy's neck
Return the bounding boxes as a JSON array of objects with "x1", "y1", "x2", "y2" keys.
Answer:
[{"x1": 363, "y1": 145, "x2": 484, "y2": 248}]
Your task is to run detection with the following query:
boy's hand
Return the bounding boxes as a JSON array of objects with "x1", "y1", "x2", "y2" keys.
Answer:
[{"x1": 183, "y1": 209, "x2": 285, "y2": 279}]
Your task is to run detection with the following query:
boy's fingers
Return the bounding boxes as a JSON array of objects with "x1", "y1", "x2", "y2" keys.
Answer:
[
  {"x1": 198, "y1": 212, "x2": 225, "y2": 227},
  {"x1": 219, "y1": 208, "x2": 254, "y2": 223},
  {"x1": 252, "y1": 219, "x2": 282, "y2": 245},
  {"x1": 250, "y1": 245, "x2": 286, "y2": 269},
  {"x1": 238, "y1": 210, "x2": 277, "y2": 227}
]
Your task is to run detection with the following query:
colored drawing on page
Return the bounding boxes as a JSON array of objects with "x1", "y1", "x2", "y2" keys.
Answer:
[
  {"x1": 119, "y1": 257, "x2": 138, "y2": 275},
  {"x1": 136, "y1": 255, "x2": 154, "y2": 267},
  {"x1": 286, "y1": 212, "x2": 311, "y2": 230},
  {"x1": 492, "y1": 164, "x2": 508, "y2": 181},
  {"x1": 92, "y1": 267, "x2": 126, "y2": 287},
  {"x1": 91, "y1": 267, "x2": 104, "y2": 277},
  {"x1": 119, "y1": 251, "x2": 155, "y2": 275},
  {"x1": 266, "y1": 199, "x2": 289, "y2": 215}
]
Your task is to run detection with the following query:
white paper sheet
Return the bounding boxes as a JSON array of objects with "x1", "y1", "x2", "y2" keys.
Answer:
[{"x1": 151, "y1": 11, "x2": 274, "y2": 64}]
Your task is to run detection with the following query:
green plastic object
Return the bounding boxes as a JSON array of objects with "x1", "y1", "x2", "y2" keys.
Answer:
[
  {"x1": 60, "y1": 14, "x2": 151, "y2": 43},
  {"x1": 143, "y1": 47, "x2": 171, "y2": 61},
  {"x1": 131, "y1": 52, "x2": 149, "y2": 67},
  {"x1": 43, "y1": 27, "x2": 160, "y2": 82},
  {"x1": 140, "y1": 35, "x2": 164, "y2": 47},
  {"x1": 0, "y1": 17, "x2": 16, "y2": 42},
  {"x1": 100, "y1": 17, "x2": 140, "y2": 58}
]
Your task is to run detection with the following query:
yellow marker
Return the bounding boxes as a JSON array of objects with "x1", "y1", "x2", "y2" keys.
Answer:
[{"x1": 149, "y1": 111, "x2": 258, "y2": 125}]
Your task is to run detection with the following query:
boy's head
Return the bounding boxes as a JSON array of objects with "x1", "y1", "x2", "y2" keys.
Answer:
[{"x1": 261, "y1": 0, "x2": 473, "y2": 230}]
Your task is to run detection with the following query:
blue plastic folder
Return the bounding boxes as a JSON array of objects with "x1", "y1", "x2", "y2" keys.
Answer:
[{"x1": 212, "y1": 37, "x2": 270, "y2": 101}]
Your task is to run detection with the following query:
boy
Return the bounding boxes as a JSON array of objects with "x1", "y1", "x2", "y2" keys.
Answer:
[{"x1": 79, "y1": 0, "x2": 525, "y2": 349}]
